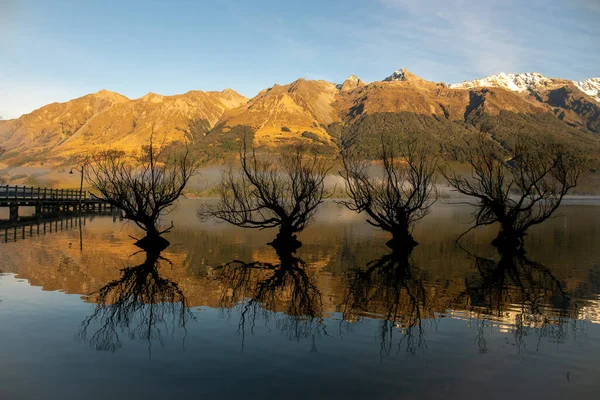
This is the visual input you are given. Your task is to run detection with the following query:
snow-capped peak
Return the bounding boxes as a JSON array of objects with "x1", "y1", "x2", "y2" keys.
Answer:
[
  {"x1": 449, "y1": 72, "x2": 600, "y2": 103},
  {"x1": 383, "y1": 68, "x2": 407, "y2": 82},
  {"x1": 449, "y1": 72, "x2": 554, "y2": 92},
  {"x1": 573, "y1": 78, "x2": 600, "y2": 102}
]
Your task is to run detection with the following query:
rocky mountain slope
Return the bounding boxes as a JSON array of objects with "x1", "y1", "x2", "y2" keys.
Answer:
[
  {"x1": 451, "y1": 72, "x2": 600, "y2": 103},
  {"x1": 0, "y1": 88, "x2": 247, "y2": 162},
  {"x1": 0, "y1": 69, "x2": 599, "y2": 175}
]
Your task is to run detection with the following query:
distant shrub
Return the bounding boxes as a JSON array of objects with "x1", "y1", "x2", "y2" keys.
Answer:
[
  {"x1": 188, "y1": 118, "x2": 211, "y2": 140},
  {"x1": 301, "y1": 131, "x2": 325, "y2": 144},
  {"x1": 281, "y1": 126, "x2": 291, "y2": 132},
  {"x1": 326, "y1": 122, "x2": 343, "y2": 148}
]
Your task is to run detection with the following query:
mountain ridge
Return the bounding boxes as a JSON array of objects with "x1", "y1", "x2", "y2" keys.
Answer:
[{"x1": 1, "y1": 69, "x2": 599, "y2": 178}]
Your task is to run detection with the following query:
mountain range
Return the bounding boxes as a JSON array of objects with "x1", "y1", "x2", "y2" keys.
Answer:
[{"x1": 1, "y1": 69, "x2": 599, "y2": 177}]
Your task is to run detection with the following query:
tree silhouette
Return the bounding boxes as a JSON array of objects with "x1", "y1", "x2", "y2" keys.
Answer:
[
  {"x1": 444, "y1": 135, "x2": 585, "y2": 250},
  {"x1": 87, "y1": 133, "x2": 198, "y2": 248},
  {"x1": 340, "y1": 136, "x2": 437, "y2": 249},
  {"x1": 199, "y1": 138, "x2": 330, "y2": 249}
]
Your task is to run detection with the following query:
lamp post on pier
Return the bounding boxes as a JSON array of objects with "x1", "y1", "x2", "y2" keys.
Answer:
[{"x1": 69, "y1": 163, "x2": 85, "y2": 211}]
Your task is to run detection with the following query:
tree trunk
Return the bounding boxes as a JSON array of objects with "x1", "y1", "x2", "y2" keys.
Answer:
[
  {"x1": 269, "y1": 224, "x2": 302, "y2": 253},
  {"x1": 492, "y1": 224, "x2": 525, "y2": 252},
  {"x1": 386, "y1": 224, "x2": 418, "y2": 250},
  {"x1": 135, "y1": 221, "x2": 170, "y2": 250}
]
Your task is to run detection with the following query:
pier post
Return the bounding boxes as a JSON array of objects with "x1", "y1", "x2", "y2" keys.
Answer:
[{"x1": 9, "y1": 204, "x2": 19, "y2": 222}]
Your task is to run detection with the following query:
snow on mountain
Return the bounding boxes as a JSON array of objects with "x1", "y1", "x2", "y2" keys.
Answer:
[
  {"x1": 449, "y1": 72, "x2": 554, "y2": 92},
  {"x1": 450, "y1": 72, "x2": 600, "y2": 103},
  {"x1": 383, "y1": 68, "x2": 407, "y2": 82},
  {"x1": 573, "y1": 78, "x2": 600, "y2": 102}
]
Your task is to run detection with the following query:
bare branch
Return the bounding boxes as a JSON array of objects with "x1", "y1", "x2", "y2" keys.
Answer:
[
  {"x1": 199, "y1": 136, "x2": 331, "y2": 246},
  {"x1": 339, "y1": 135, "x2": 438, "y2": 247},
  {"x1": 443, "y1": 133, "x2": 586, "y2": 249},
  {"x1": 87, "y1": 130, "x2": 199, "y2": 243}
]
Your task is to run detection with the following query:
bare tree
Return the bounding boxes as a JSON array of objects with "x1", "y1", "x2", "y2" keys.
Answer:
[
  {"x1": 444, "y1": 135, "x2": 585, "y2": 250},
  {"x1": 87, "y1": 135, "x2": 198, "y2": 247},
  {"x1": 199, "y1": 138, "x2": 330, "y2": 249},
  {"x1": 339, "y1": 136, "x2": 437, "y2": 248}
]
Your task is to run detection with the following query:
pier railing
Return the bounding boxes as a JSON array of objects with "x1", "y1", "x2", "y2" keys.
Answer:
[{"x1": 0, "y1": 185, "x2": 89, "y2": 201}]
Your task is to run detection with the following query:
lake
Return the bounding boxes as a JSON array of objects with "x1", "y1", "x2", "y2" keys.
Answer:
[{"x1": 1, "y1": 200, "x2": 600, "y2": 399}]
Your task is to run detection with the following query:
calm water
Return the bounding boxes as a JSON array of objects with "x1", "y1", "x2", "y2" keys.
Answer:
[{"x1": 1, "y1": 200, "x2": 600, "y2": 399}]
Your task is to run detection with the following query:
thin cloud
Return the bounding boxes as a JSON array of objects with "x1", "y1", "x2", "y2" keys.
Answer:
[{"x1": 378, "y1": 0, "x2": 525, "y2": 75}]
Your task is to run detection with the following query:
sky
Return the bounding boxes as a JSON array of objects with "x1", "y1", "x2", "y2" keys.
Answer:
[{"x1": 1, "y1": 0, "x2": 599, "y2": 119}]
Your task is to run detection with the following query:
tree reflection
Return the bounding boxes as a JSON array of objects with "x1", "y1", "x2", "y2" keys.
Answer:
[
  {"x1": 342, "y1": 248, "x2": 432, "y2": 356},
  {"x1": 213, "y1": 245, "x2": 326, "y2": 351},
  {"x1": 461, "y1": 246, "x2": 581, "y2": 354},
  {"x1": 78, "y1": 245, "x2": 193, "y2": 353}
]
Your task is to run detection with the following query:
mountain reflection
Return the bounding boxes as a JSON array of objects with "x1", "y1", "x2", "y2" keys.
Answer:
[
  {"x1": 2, "y1": 203, "x2": 599, "y2": 356},
  {"x1": 212, "y1": 246, "x2": 327, "y2": 351},
  {"x1": 459, "y1": 247, "x2": 581, "y2": 354},
  {"x1": 78, "y1": 247, "x2": 193, "y2": 352}
]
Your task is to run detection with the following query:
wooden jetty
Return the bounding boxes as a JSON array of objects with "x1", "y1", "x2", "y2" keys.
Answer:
[{"x1": 0, "y1": 185, "x2": 113, "y2": 222}]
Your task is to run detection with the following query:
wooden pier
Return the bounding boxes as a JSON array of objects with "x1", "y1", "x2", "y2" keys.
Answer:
[{"x1": 0, "y1": 185, "x2": 113, "y2": 222}]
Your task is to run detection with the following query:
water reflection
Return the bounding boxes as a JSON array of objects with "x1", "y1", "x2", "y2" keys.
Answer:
[
  {"x1": 212, "y1": 246, "x2": 327, "y2": 351},
  {"x1": 459, "y1": 247, "x2": 582, "y2": 354},
  {"x1": 78, "y1": 246, "x2": 194, "y2": 353},
  {"x1": 342, "y1": 248, "x2": 433, "y2": 356},
  {"x1": 1, "y1": 202, "x2": 599, "y2": 358}
]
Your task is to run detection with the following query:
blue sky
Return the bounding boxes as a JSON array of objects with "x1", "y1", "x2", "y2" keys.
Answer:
[{"x1": 1, "y1": 0, "x2": 599, "y2": 119}]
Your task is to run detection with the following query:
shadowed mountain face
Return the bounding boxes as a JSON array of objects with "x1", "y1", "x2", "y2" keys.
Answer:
[{"x1": 1, "y1": 69, "x2": 599, "y2": 168}]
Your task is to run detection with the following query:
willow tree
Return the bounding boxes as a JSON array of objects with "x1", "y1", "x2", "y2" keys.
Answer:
[
  {"x1": 87, "y1": 135, "x2": 198, "y2": 248},
  {"x1": 199, "y1": 138, "x2": 330, "y2": 249},
  {"x1": 339, "y1": 136, "x2": 438, "y2": 248},
  {"x1": 444, "y1": 135, "x2": 585, "y2": 250}
]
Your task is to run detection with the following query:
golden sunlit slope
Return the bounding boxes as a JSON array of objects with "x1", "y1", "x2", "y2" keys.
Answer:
[
  {"x1": 334, "y1": 69, "x2": 548, "y2": 122},
  {"x1": 0, "y1": 89, "x2": 129, "y2": 154},
  {"x1": 1, "y1": 69, "x2": 599, "y2": 171},
  {"x1": 215, "y1": 78, "x2": 341, "y2": 146},
  {"x1": 0, "y1": 88, "x2": 247, "y2": 164},
  {"x1": 57, "y1": 89, "x2": 248, "y2": 157}
]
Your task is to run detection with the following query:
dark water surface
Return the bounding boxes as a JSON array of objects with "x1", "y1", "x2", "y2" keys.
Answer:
[{"x1": 1, "y1": 200, "x2": 600, "y2": 399}]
